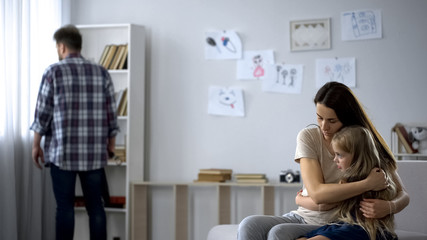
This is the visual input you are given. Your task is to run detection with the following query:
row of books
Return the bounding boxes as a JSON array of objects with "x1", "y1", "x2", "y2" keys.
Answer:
[
  {"x1": 99, "y1": 44, "x2": 128, "y2": 70},
  {"x1": 194, "y1": 168, "x2": 268, "y2": 183},
  {"x1": 115, "y1": 88, "x2": 128, "y2": 116}
]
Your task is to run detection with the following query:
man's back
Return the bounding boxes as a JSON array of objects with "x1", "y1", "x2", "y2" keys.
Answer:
[{"x1": 31, "y1": 53, "x2": 119, "y2": 171}]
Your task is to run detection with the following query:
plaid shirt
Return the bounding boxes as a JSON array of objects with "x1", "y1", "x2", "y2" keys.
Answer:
[{"x1": 30, "y1": 53, "x2": 119, "y2": 171}]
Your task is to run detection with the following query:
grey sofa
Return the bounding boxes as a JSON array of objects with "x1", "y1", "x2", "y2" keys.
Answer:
[{"x1": 207, "y1": 161, "x2": 427, "y2": 240}]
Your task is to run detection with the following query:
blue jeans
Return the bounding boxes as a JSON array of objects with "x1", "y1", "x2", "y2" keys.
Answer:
[{"x1": 50, "y1": 164, "x2": 107, "y2": 240}]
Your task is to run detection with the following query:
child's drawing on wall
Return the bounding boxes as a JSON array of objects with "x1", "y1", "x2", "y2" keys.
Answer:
[
  {"x1": 341, "y1": 9, "x2": 382, "y2": 41},
  {"x1": 208, "y1": 86, "x2": 245, "y2": 117},
  {"x1": 205, "y1": 30, "x2": 242, "y2": 60},
  {"x1": 252, "y1": 55, "x2": 265, "y2": 79},
  {"x1": 316, "y1": 58, "x2": 356, "y2": 88},
  {"x1": 262, "y1": 64, "x2": 303, "y2": 94},
  {"x1": 237, "y1": 50, "x2": 275, "y2": 80}
]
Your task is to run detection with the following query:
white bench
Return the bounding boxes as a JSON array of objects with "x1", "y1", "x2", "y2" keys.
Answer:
[
  {"x1": 207, "y1": 161, "x2": 427, "y2": 240},
  {"x1": 207, "y1": 225, "x2": 427, "y2": 240}
]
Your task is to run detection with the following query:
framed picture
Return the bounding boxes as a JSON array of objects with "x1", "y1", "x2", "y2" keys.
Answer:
[{"x1": 290, "y1": 18, "x2": 331, "y2": 51}]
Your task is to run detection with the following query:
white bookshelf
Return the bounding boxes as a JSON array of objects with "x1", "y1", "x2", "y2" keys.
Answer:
[{"x1": 75, "y1": 23, "x2": 146, "y2": 240}]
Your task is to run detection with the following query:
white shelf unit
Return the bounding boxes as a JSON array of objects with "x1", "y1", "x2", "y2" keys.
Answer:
[
  {"x1": 75, "y1": 23, "x2": 146, "y2": 240},
  {"x1": 391, "y1": 123, "x2": 427, "y2": 160},
  {"x1": 130, "y1": 182, "x2": 302, "y2": 240}
]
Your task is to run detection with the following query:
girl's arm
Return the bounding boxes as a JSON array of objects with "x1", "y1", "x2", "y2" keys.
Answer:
[
  {"x1": 359, "y1": 170, "x2": 410, "y2": 218},
  {"x1": 300, "y1": 157, "x2": 388, "y2": 204},
  {"x1": 295, "y1": 189, "x2": 338, "y2": 211}
]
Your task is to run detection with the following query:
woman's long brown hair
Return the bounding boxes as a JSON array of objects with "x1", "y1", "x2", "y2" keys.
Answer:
[{"x1": 314, "y1": 82, "x2": 396, "y2": 170}]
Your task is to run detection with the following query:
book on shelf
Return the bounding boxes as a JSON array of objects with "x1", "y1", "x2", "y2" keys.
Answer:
[
  {"x1": 106, "y1": 196, "x2": 126, "y2": 208},
  {"x1": 114, "y1": 89, "x2": 124, "y2": 111},
  {"x1": 119, "y1": 94, "x2": 127, "y2": 116},
  {"x1": 196, "y1": 173, "x2": 230, "y2": 182},
  {"x1": 98, "y1": 45, "x2": 111, "y2": 66},
  {"x1": 74, "y1": 196, "x2": 85, "y2": 207},
  {"x1": 74, "y1": 196, "x2": 126, "y2": 208},
  {"x1": 235, "y1": 173, "x2": 266, "y2": 179},
  {"x1": 123, "y1": 102, "x2": 128, "y2": 116},
  {"x1": 108, "y1": 145, "x2": 126, "y2": 164},
  {"x1": 114, "y1": 44, "x2": 128, "y2": 70},
  {"x1": 117, "y1": 44, "x2": 128, "y2": 70},
  {"x1": 114, "y1": 88, "x2": 128, "y2": 116},
  {"x1": 98, "y1": 44, "x2": 128, "y2": 70},
  {"x1": 236, "y1": 178, "x2": 268, "y2": 184},
  {"x1": 235, "y1": 172, "x2": 268, "y2": 184},
  {"x1": 102, "y1": 45, "x2": 119, "y2": 69},
  {"x1": 109, "y1": 45, "x2": 123, "y2": 70},
  {"x1": 114, "y1": 146, "x2": 126, "y2": 156},
  {"x1": 393, "y1": 123, "x2": 417, "y2": 154},
  {"x1": 199, "y1": 168, "x2": 232, "y2": 175},
  {"x1": 195, "y1": 168, "x2": 232, "y2": 183}
]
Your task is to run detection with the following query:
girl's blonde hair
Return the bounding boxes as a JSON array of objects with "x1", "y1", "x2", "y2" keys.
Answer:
[{"x1": 332, "y1": 126, "x2": 397, "y2": 240}]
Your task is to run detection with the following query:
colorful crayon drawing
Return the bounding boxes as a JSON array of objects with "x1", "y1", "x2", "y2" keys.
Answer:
[
  {"x1": 316, "y1": 58, "x2": 356, "y2": 88},
  {"x1": 237, "y1": 50, "x2": 275, "y2": 80},
  {"x1": 205, "y1": 30, "x2": 242, "y2": 60}
]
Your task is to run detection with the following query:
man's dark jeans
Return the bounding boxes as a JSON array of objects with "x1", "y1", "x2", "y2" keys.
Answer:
[{"x1": 50, "y1": 164, "x2": 107, "y2": 240}]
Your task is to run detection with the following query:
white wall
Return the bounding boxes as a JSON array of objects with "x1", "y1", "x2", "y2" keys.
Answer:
[{"x1": 66, "y1": 0, "x2": 427, "y2": 238}]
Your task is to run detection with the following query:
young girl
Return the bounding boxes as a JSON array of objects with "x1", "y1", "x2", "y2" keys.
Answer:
[{"x1": 297, "y1": 126, "x2": 398, "y2": 240}]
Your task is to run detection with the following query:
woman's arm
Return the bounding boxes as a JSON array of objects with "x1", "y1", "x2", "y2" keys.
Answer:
[
  {"x1": 300, "y1": 157, "x2": 388, "y2": 204},
  {"x1": 295, "y1": 189, "x2": 338, "y2": 211},
  {"x1": 359, "y1": 170, "x2": 410, "y2": 218}
]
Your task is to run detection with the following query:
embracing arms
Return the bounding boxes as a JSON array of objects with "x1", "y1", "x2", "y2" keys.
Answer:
[
  {"x1": 300, "y1": 157, "x2": 387, "y2": 204},
  {"x1": 299, "y1": 157, "x2": 410, "y2": 218},
  {"x1": 359, "y1": 170, "x2": 410, "y2": 218},
  {"x1": 295, "y1": 189, "x2": 338, "y2": 211}
]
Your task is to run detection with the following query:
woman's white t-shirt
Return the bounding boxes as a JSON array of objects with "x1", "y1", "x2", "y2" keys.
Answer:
[{"x1": 292, "y1": 126, "x2": 342, "y2": 225}]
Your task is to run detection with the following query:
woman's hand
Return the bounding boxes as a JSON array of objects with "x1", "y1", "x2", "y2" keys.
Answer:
[
  {"x1": 360, "y1": 198, "x2": 391, "y2": 218},
  {"x1": 365, "y1": 168, "x2": 388, "y2": 191}
]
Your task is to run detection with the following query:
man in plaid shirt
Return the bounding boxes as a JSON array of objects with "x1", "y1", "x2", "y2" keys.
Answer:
[{"x1": 30, "y1": 25, "x2": 119, "y2": 240}]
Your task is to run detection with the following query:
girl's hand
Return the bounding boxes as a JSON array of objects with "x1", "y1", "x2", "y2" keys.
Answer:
[
  {"x1": 366, "y1": 168, "x2": 388, "y2": 191},
  {"x1": 360, "y1": 198, "x2": 390, "y2": 218}
]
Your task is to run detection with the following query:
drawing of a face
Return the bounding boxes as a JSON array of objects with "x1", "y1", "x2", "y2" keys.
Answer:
[
  {"x1": 218, "y1": 89, "x2": 237, "y2": 108},
  {"x1": 253, "y1": 55, "x2": 262, "y2": 66}
]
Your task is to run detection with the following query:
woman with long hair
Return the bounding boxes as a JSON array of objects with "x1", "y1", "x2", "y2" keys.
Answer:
[
  {"x1": 237, "y1": 82, "x2": 409, "y2": 240},
  {"x1": 298, "y1": 126, "x2": 398, "y2": 240}
]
